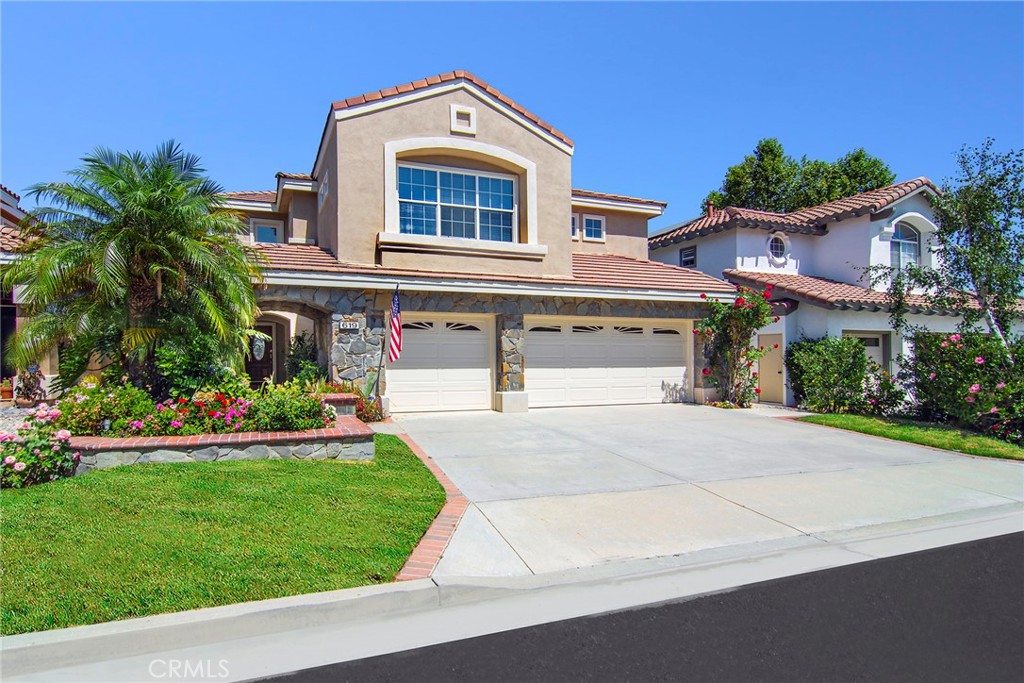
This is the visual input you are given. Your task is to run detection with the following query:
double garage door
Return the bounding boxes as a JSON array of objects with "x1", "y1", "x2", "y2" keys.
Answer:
[{"x1": 386, "y1": 315, "x2": 690, "y2": 412}]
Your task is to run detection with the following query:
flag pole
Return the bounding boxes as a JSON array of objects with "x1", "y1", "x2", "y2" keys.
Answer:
[{"x1": 373, "y1": 284, "x2": 398, "y2": 397}]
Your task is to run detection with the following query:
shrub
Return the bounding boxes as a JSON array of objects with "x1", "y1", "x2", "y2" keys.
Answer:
[
  {"x1": 355, "y1": 396, "x2": 384, "y2": 423},
  {"x1": 0, "y1": 404, "x2": 78, "y2": 488},
  {"x1": 153, "y1": 330, "x2": 252, "y2": 399},
  {"x1": 286, "y1": 332, "x2": 325, "y2": 383},
  {"x1": 785, "y1": 336, "x2": 869, "y2": 413},
  {"x1": 244, "y1": 382, "x2": 336, "y2": 432},
  {"x1": 864, "y1": 362, "x2": 907, "y2": 416},
  {"x1": 55, "y1": 381, "x2": 157, "y2": 436},
  {"x1": 905, "y1": 331, "x2": 1023, "y2": 445},
  {"x1": 696, "y1": 285, "x2": 777, "y2": 407}
]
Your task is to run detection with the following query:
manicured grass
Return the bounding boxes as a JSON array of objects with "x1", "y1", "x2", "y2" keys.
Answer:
[
  {"x1": 0, "y1": 434, "x2": 445, "y2": 636},
  {"x1": 798, "y1": 414, "x2": 1023, "y2": 461}
]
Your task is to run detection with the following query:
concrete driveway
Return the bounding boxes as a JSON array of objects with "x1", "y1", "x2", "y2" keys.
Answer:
[{"x1": 390, "y1": 404, "x2": 1024, "y2": 577}]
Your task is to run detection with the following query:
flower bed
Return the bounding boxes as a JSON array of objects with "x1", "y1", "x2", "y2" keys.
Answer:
[{"x1": 0, "y1": 404, "x2": 79, "y2": 488}]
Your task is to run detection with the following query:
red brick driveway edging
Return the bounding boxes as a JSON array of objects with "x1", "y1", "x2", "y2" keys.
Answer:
[{"x1": 393, "y1": 431, "x2": 468, "y2": 581}]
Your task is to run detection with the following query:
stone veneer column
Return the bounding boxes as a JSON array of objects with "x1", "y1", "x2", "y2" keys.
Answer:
[{"x1": 495, "y1": 313, "x2": 528, "y2": 412}]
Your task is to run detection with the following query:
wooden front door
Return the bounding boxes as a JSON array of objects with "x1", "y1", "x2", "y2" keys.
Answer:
[
  {"x1": 246, "y1": 324, "x2": 275, "y2": 385},
  {"x1": 757, "y1": 334, "x2": 785, "y2": 403}
]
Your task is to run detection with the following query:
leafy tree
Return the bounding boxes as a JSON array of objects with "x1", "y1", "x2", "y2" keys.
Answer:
[
  {"x1": 2, "y1": 141, "x2": 264, "y2": 393},
  {"x1": 703, "y1": 139, "x2": 895, "y2": 213},
  {"x1": 871, "y1": 140, "x2": 1024, "y2": 362}
]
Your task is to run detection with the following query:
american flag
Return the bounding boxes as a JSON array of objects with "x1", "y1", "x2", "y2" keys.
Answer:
[{"x1": 387, "y1": 286, "x2": 402, "y2": 363}]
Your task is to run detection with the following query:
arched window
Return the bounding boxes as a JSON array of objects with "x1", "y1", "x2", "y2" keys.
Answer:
[{"x1": 891, "y1": 222, "x2": 920, "y2": 269}]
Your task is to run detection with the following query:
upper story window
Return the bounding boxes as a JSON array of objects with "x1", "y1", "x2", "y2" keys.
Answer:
[
  {"x1": 766, "y1": 232, "x2": 790, "y2": 265},
  {"x1": 679, "y1": 246, "x2": 696, "y2": 268},
  {"x1": 252, "y1": 218, "x2": 284, "y2": 244},
  {"x1": 571, "y1": 214, "x2": 579, "y2": 240},
  {"x1": 317, "y1": 168, "x2": 329, "y2": 209},
  {"x1": 582, "y1": 215, "x2": 605, "y2": 242},
  {"x1": 398, "y1": 163, "x2": 517, "y2": 243},
  {"x1": 891, "y1": 221, "x2": 920, "y2": 269}
]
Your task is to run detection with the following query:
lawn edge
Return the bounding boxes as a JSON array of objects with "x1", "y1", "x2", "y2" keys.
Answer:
[
  {"x1": 392, "y1": 432, "x2": 469, "y2": 581},
  {"x1": 784, "y1": 415, "x2": 1023, "y2": 462}
]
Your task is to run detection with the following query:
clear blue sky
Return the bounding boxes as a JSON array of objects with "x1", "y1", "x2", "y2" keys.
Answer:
[{"x1": 2, "y1": 2, "x2": 1022, "y2": 231}]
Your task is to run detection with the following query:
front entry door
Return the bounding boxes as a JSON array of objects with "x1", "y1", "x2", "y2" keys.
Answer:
[
  {"x1": 246, "y1": 324, "x2": 275, "y2": 385},
  {"x1": 757, "y1": 334, "x2": 785, "y2": 403}
]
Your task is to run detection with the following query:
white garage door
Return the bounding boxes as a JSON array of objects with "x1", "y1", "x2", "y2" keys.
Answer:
[
  {"x1": 386, "y1": 315, "x2": 492, "y2": 412},
  {"x1": 525, "y1": 318, "x2": 690, "y2": 408}
]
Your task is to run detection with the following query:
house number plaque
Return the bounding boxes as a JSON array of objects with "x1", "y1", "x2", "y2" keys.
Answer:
[{"x1": 337, "y1": 321, "x2": 362, "y2": 331}]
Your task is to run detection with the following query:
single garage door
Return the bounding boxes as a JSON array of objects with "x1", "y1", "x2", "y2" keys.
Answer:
[
  {"x1": 525, "y1": 318, "x2": 690, "y2": 408},
  {"x1": 386, "y1": 315, "x2": 492, "y2": 412}
]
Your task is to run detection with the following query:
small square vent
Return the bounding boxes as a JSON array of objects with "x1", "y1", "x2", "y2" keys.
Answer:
[{"x1": 450, "y1": 104, "x2": 476, "y2": 135}]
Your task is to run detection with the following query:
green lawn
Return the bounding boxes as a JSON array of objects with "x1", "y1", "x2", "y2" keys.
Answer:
[
  {"x1": 798, "y1": 414, "x2": 1023, "y2": 461},
  {"x1": 0, "y1": 434, "x2": 445, "y2": 636}
]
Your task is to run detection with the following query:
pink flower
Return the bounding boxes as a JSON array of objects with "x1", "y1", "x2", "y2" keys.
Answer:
[
  {"x1": 51, "y1": 444, "x2": 60, "y2": 452},
  {"x1": 940, "y1": 342, "x2": 949, "y2": 348},
  {"x1": 965, "y1": 395, "x2": 976, "y2": 403},
  {"x1": 170, "y1": 420, "x2": 183, "y2": 428},
  {"x1": 990, "y1": 407, "x2": 999, "y2": 414},
  {"x1": 969, "y1": 384, "x2": 981, "y2": 394},
  {"x1": 949, "y1": 334, "x2": 961, "y2": 342},
  {"x1": 54, "y1": 429, "x2": 71, "y2": 442},
  {"x1": 928, "y1": 372, "x2": 937, "y2": 380},
  {"x1": 129, "y1": 420, "x2": 144, "y2": 430},
  {"x1": 18, "y1": 423, "x2": 30, "y2": 431},
  {"x1": 72, "y1": 451, "x2": 80, "y2": 461},
  {"x1": 13, "y1": 462, "x2": 26, "y2": 472},
  {"x1": 996, "y1": 382, "x2": 1006, "y2": 389},
  {"x1": 3, "y1": 455, "x2": 15, "y2": 465},
  {"x1": 32, "y1": 448, "x2": 40, "y2": 455},
  {"x1": 0, "y1": 431, "x2": 13, "y2": 443},
  {"x1": 975, "y1": 357, "x2": 985, "y2": 364}
]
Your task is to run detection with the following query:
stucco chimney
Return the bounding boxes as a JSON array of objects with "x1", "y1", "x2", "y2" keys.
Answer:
[{"x1": 706, "y1": 200, "x2": 715, "y2": 216}]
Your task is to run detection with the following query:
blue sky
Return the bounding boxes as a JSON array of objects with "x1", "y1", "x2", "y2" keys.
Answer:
[{"x1": 2, "y1": 2, "x2": 1022, "y2": 231}]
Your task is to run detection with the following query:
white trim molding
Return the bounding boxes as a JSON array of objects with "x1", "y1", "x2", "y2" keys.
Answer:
[
  {"x1": 881, "y1": 211, "x2": 937, "y2": 239},
  {"x1": 220, "y1": 199, "x2": 276, "y2": 213},
  {"x1": 449, "y1": 103, "x2": 477, "y2": 135},
  {"x1": 250, "y1": 218, "x2": 285, "y2": 244},
  {"x1": 766, "y1": 231, "x2": 791, "y2": 266},
  {"x1": 581, "y1": 214, "x2": 606, "y2": 243},
  {"x1": 384, "y1": 137, "x2": 540, "y2": 246},
  {"x1": 378, "y1": 232, "x2": 547, "y2": 260},
  {"x1": 571, "y1": 196, "x2": 665, "y2": 217}
]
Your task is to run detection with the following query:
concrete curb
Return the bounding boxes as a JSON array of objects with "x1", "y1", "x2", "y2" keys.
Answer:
[{"x1": 2, "y1": 506, "x2": 1020, "y2": 682}]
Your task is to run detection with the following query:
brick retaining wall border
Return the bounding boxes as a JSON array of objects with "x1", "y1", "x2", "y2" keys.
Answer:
[
  {"x1": 393, "y1": 428, "x2": 469, "y2": 581},
  {"x1": 71, "y1": 415, "x2": 375, "y2": 472}
]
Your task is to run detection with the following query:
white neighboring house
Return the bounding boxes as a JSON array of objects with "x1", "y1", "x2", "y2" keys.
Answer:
[{"x1": 648, "y1": 178, "x2": 1024, "y2": 406}]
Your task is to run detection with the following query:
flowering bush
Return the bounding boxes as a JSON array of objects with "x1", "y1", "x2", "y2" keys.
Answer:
[
  {"x1": 905, "y1": 332, "x2": 1023, "y2": 445},
  {"x1": 0, "y1": 404, "x2": 79, "y2": 489},
  {"x1": 864, "y1": 362, "x2": 907, "y2": 416},
  {"x1": 311, "y1": 379, "x2": 384, "y2": 423},
  {"x1": 54, "y1": 380, "x2": 335, "y2": 437},
  {"x1": 696, "y1": 285, "x2": 777, "y2": 407}
]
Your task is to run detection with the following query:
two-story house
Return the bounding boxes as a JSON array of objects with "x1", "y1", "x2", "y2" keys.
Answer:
[
  {"x1": 222, "y1": 70, "x2": 732, "y2": 413},
  {"x1": 649, "y1": 178, "x2": 1024, "y2": 405}
]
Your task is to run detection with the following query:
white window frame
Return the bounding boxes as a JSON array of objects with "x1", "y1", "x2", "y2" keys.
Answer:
[
  {"x1": 317, "y1": 168, "x2": 329, "y2": 210},
  {"x1": 571, "y1": 213, "x2": 580, "y2": 240},
  {"x1": 449, "y1": 104, "x2": 477, "y2": 135},
  {"x1": 251, "y1": 218, "x2": 284, "y2": 244},
  {"x1": 396, "y1": 161, "x2": 519, "y2": 244},
  {"x1": 890, "y1": 221, "x2": 920, "y2": 269},
  {"x1": 766, "y1": 231, "x2": 790, "y2": 265},
  {"x1": 582, "y1": 214, "x2": 606, "y2": 243},
  {"x1": 679, "y1": 245, "x2": 696, "y2": 268}
]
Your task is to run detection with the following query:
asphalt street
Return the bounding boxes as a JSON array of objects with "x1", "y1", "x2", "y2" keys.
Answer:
[{"x1": 258, "y1": 532, "x2": 1024, "y2": 683}]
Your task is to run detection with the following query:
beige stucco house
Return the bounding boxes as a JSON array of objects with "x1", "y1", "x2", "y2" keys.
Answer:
[{"x1": 222, "y1": 70, "x2": 733, "y2": 413}]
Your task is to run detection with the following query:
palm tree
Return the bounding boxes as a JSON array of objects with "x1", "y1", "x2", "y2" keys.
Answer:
[{"x1": 2, "y1": 141, "x2": 263, "y2": 392}]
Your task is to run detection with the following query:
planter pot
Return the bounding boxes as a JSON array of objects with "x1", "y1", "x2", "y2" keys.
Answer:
[
  {"x1": 0, "y1": 387, "x2": 12, "y2": 400},
  {"x1": 15, "y1": 398, "x2": 36, "y2": 408}
]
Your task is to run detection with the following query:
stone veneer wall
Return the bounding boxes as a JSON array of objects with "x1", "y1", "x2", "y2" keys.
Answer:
[
  {"x1": 71, "y1": 418, "x2": 375, "y2": 475},
  {"x1": 258, "y1": 285, "x2": 711, "y2": 396}
]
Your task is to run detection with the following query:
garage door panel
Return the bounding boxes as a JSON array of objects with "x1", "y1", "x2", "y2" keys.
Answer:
[
  {"x1": 525, "y1": 318, "x2": 689, "y2": 408},
  {"x1": 387, "y1": 316, "x2": 491, "y2": 412}
]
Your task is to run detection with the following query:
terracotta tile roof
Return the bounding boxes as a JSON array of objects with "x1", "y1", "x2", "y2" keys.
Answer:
[
  {"x1": 1, "y1": 222, "x2": 24, "y2": 253},
  {"x1": 251, "y1": 243, "x2": 733, "y2": 294},
  {"x1": 572, "y1": 253, "x2": 733, "y2": 292},
  {"x1": 650, "y1": 177, "x2": 938, "y2": 248},
  {"x1": 276, "y1": 172, "x2": 313, "y2": 180},
  {"x1": 331, "y1": 70, "x2": 573, "y2": 148},
  {"x1": 572, "y1": 189, "x2": 667, "y2": 208},
  {"x1": 722, "y1": 269, "x2": 943, "y2": 312},
  {"x1": 0, "y1": 184, "x2": 20, "y2": 201},
  {"x1": 220, "y1": 190, "x2": 276, "y2": 203}
]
